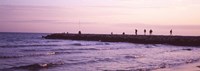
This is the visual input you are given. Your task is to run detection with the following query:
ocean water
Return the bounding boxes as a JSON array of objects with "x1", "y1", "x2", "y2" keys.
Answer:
[{"x1": 0, "y1": 33, "x2": 200, "y2": 71}]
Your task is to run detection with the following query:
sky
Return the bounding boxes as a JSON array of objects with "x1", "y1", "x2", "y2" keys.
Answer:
[{"x1": 0, "y1": 0, "x2": 200, "y2": 36}]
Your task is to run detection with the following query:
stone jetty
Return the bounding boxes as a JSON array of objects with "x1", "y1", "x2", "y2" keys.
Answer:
[{"x1": 44, "y1": 33, "x2": 200, "y2": 46}]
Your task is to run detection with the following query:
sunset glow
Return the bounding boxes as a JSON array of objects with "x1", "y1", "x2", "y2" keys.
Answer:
[{"x1": 0, "y1": 0, "x2": 200, "y2": 35}]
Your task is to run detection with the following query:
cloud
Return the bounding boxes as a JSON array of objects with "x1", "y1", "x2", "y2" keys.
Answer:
[{"x1": 0, "y1": 20, "x2": 95, "y2": 25}]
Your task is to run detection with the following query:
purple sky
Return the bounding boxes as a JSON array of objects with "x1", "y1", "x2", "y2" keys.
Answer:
[{"x1": 0, "y1": 0, "x2": 200, "y2": 36}]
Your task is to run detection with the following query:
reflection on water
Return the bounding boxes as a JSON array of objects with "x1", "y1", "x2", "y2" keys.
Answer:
[{"x1": 0, "y1": 33, "x2": 200, "y2": 71}]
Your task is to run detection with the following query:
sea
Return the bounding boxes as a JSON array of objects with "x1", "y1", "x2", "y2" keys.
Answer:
[{"x1": 0, "y1": 32, "x2": 200, "y2": 71}]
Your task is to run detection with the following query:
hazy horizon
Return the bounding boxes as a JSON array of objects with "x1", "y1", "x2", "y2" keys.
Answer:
[{"x1": 1, "y1": 0, "x2": 200, "y2": 36}]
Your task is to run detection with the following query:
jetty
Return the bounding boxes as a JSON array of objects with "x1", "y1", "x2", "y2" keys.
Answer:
[{"x1": 44, "y1": 33, "x2": 200, "y2": 46}]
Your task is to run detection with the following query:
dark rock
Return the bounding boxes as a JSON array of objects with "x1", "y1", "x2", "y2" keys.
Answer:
[
  {"x1": 125, "y1": 56, "x2": 136, "y2": 59},
  {"x1": 182, "y1": 48, "x2": 192, "y2": 51},
  {"x1": 14, "y1": 63, "x2": 52, "y2": 70},
  {"x1": 197, "y1": 66, "x2": 200, "y2": 68}
]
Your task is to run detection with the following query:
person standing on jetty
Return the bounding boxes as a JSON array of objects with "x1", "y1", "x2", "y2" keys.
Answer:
[
  {"x1": 122, "y1": 32, "x2": 125, "y2": 35},
  {"x1": 135, "y1": 29, "x2": 138, "y2": 35},
  {"x1": 78, "y1": 31, "x2": 81, "y2": 35},
  {"x1": 144, "y1": 29, "x2": 146, "y2": 35},
  {"x1": 149, "y1": 29, "x2": 153, "y2": 35},
  {"x1": 170, "y1": 29, "x2": 173, "y2": 35}
]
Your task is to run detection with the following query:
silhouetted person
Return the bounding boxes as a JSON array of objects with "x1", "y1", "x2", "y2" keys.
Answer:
[
  {"x1": 78, "y1": 31, "x2": 81, "y2": 35},
  {"x1": 122, "y1": 32, "x2": 125, "y2": 35},
  {"x1": 135, "y1": 29, "x2": 138, "y2": 35},
  {"x1": 144, "y1": 29, "x2": 146, "y2": 35},
  {"x1": 67, "y1": 32, "x2": 69, "y2": 34},
  {"x1": 111, "y1": 32, "x2": 113, "y2": 35},
  {"x1": 149, "y1": 29, "x2": 153, "y2": 35},
  {"x1": 170, "y1": 29, "x2": 173, "y2": 35}
]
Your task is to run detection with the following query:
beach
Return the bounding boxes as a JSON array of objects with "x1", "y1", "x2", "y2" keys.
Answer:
[{"x1": 155, "y1": 61, "x2": 200, "y2": 71}]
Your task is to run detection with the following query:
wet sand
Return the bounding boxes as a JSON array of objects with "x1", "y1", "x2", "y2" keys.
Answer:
[{"x1": 155, "y1": 61, "x2": 200, "y2": 71}]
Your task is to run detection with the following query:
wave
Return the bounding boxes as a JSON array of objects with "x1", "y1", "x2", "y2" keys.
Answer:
[
  {"x1": 95, "y1": 42, "x2": 110, "y2": 45},
  {"x1": 103, "y1": 68, "x2": 152, "y2": 71},
  {"x1": 63, "y1": 58, "x2": 115, "y2": 67},
  {"x1": 102, "y1": 58, "x2": 200, "y2": 71},
  {"x1": 0, "y1": 42, "x2": 110, "y2": 48},
  {"x1": 75, "y1": 48, "x2": 100, "y2": 50},
  {"x1": 0, "y1": 44, "x2": 59, "y2": 48},
  {"x1": 124, "y1": 55, "x2": 139, "y2": 59},
  {"x1": 70, "y1": 42, "x2": 110, "y2": 46},
  {"x1": 70, "y1": 43, "x2": 82, "y2": 46},
  {"x1": 44, "y1": 40, "x2": 62, "y2": 43},
  {"x1": 2, "y1": 57, "x2": 115, "y2": 70},
  {"x1": 0, "y1": 51, "x2": 82, "y2": 59},
  {"x1": 53, "y1": 48, "x2": 100, "y2": 51},
  {"x1": 22, "y1": 48, "x2": 100, "y2": 52},
  {"x1": 2, "y1": 56, "x2": 199, "y2": 71},
  {"x1": 3, "y1": 61, "x2": 65, "y2": 71},
  {"x1": 0, "y1": 54, "x2": 51, "y2": 59}
]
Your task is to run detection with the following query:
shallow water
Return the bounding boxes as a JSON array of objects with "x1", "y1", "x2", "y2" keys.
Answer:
[{"x1": 0, "y1": 32, "x2": 200, "y2": 71}]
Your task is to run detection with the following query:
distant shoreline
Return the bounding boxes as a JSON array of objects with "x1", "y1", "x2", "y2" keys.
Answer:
[
  {"x1": 0, "y1": 32, "x2": 51, "y2": 34},
  {"x1": 0, "y1": 32, "x2": 200, "y2": 36},
  {"x1": 44, "y1": 33, "x2": 200, "y2": 47}
]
